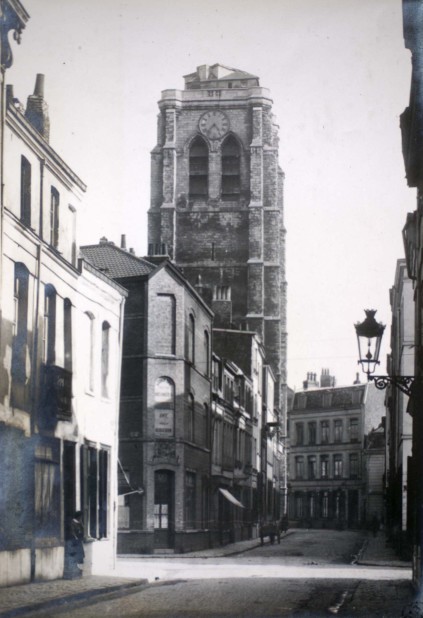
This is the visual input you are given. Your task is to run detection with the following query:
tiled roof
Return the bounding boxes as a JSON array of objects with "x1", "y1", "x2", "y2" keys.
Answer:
[
  {"x1": 80, "y1": 242, "x2": 155, "y2": 279},
  {"x1": 292, "y1": 384, "x2": 366, "y2": 410}
]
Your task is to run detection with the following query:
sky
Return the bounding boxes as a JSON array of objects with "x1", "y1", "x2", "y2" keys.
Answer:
[{"x1": 7, "y1": 0, "x2": 416, "y2": 390}]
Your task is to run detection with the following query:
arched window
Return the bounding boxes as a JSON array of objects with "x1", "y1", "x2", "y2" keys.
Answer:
[
  {"x1": 221, "y1": 135, "x2": 240, "y2": 199},
  {"x1": 101, "y1": 321, "x2": 110, "y2": 398},
  {"x1": 188, "y1": 314, "x2": 195, "y2": 364},
  {"x1": 43, "y1": 284, "x2": 56, "y2": 364},
  {"x1": 20, "y1": 156, "x2": 31, "y2": 226},
  {"x1": 189, "y1": 136, "x2": 208, "y2": 198},
  {"x1": 154, "y1": 377, "x2": 175, "y2": 437}
]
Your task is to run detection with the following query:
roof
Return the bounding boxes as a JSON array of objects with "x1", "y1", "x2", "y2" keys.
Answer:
[
  {"x1": 184, "y1": 64, "x2": 259, "y2": 86},
  {"x1": 80, "y1": 241, "x2": 155, "y2": 279},
  {"x1": 292, "y1": 384, "x2": 367, "y2": 411}
]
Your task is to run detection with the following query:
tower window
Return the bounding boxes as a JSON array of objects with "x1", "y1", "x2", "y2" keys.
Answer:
[
  {"x1": 189, "y1": 136, "x2": 208, "y2": 198},
  {"x1": 221, "y1": 135, "x2": 240, "y2": 199}
]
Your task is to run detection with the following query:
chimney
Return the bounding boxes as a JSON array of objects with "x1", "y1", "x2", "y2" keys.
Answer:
[
  {"x1": 197, "y1": 65, "x2": 209, "y2": 81},
  {"x1": 25, "y1": 74, "x2": 50, "y2": 141},
  {"x1": 320, "y1": 368, "x2": 335, "y2": 388},
  {"x1": 121, "y1": 234, "x2": 127, "y2": 250},
  {"x1": 353, "y1": 372, "x2": 361, "y2": 385},
  {"x1": 129, "y1": 248, "x2": 135, "y2": 255},
  {"x1": 303, "y1": 371, "x2": 319, "y2": 390}
]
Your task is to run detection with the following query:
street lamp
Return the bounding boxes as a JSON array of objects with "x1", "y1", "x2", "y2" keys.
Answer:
[{"x1": 354, "y1": 309, "x2": 415, "y2": 397}]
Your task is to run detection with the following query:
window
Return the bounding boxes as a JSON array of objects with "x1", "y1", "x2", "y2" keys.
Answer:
[
  {"x1": 334, "y1": 420, "x2": 343, "y2": 443},
  {"x1": 64, "y1": 299, "x2": 72, "y2": 372},
  {"x1": 213, "y1": 285, "x2": 231, "y2": 300},
  {"x1": 349, "y1": 453, "x2": 359, "y2": 479},
  {"x1": 295, "y1": 456, "x2": 304, "y2": 479},
  {"x1": 35, "y1": 440, "x2": 60, "y2": 539},
  {"x1": 308, "y1": 422, "x2": 316, "y2": 445},
  {"x1": 296, "y1": 422, "x2": 304, "y2": 446},
  {"x1": 349, "y1": 418, "x2": 359, "y2": 442},
  {"x1": 20, "y1": 156, "x2": 31, "y2": 226},
  {"x1": 221, "y1": 135, "x2": 240, "y2": 199},
  {"x1": 189, "y1": 136, "x2": 208, "y2": 198},
  {"x1": 185, "y1": 393, "x2": 195, "y2": 442},
  {"x1": 185, "y1": 471, "x2": 196, "y2": 529},
  {"x1": 156, "y1": 294, "x2": 176, "y2": 355},
  {"x1": 85, "y1": 312, "x2": 95, "y2": 392},
  {"x1": 203, "y1": 331, "x2": 210, "y2": 376},
  {"x1": 334, "y1": 454, "x2": 343, "y2": 479},
  {"x1": 154, "y1": 377, "x2": 175, "y2": 437},
  {"x1": 212, "y1": 358, "x2": 221, "y2": 392},
  {"x1": 43, "y1": 285, "x2": 56, "y2": 364},
  {"x1": 50, "y1": 187, "x2": 59, "y2": 249},
  {"x1": 308, "y1": 456, "x2": 316, "y2": 479},
  {"x1": 11, "y1": 263, "x2": 29, "y2": 388},
  {"x1": 188, "y1": 314, "x2": 195, "y2": 364},
  {"x1": 320, "y1": 420, "x2": 329, "y2": 443},
  {"x1": 101, "y1": 321, "x2": 110, "y2": 398},
  {"x1": 320, "y1": 455, "x2": 329, "y2": 479}
]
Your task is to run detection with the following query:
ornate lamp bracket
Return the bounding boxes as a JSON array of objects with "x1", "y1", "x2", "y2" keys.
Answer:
[{"x1": 370, "y1": 375, "x2": 415, "y2": 397}]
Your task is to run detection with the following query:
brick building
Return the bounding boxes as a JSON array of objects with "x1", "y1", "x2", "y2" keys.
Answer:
[
  {"x1": 147, "y1": 64, "x2": 287, "y2": 448},
  {"x1": 81, "y1": 240, "x2": 213, "y2": 553},
  {"x1": 288, "y1": 371, "x2": 385, "y2": 529}
]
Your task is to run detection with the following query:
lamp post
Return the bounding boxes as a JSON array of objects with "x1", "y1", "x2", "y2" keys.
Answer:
[
  {"x1": 354, "y1": 309, "x2": 415, "y2": 396},
  {"x1": 355, "y1": 309, "x2": 423, "y2": 613}
]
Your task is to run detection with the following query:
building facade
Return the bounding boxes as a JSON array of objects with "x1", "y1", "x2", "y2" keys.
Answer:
[
  {"x1": 81, "y1": 240, "x2": 214, "y2": 554},
  {"x1": 385, "y1": 259, "x2": 413, "y2": 558},
  {"x1": 0, "y1": 76, "x2": 126, "y2": 585},
  {"x1": 147, "y1": 63, "x2": 287, "y2": 431},
  {"x1": 288, "y1": 372, "x2": 385, "y2": 529}
]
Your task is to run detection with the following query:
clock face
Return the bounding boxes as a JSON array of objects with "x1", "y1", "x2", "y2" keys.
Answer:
[{"x1": 199, "y1": 110, "x2": 230, "y2": 139}]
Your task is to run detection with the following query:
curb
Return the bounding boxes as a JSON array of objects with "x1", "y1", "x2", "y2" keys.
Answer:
[{"x1": 0, "y1": 579, "x2": 148, "y2": 618}]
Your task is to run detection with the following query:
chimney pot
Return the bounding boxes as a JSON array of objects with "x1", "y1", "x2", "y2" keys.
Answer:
[
  {"x1": 121, "y1": 234, "x2": 127, "y2": 250},
  {"x1": 34, "y1": 74, "x2": 45, "y2": 97}
]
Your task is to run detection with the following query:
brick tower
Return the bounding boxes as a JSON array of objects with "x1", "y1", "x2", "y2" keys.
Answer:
[{"x1": 148, "y1": 63, "x2": 287, "y2": 414}]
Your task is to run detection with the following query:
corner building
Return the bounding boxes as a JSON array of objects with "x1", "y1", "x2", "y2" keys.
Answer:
[{"x1": 148, "y1": 64, "x2": 287, "y2": 419}]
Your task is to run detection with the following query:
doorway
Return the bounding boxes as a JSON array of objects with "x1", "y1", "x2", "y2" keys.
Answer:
[{"x1": 154, "y1": 470, "x2": 174, "y2": 548}]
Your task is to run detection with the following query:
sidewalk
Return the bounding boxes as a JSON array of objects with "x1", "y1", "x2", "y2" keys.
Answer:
[
  {"x1": 0, "y1": 537, "x2": 264, "y2": 617},
  {"x1": 0, "y1": 576, "x2": 148, "y2": 618},
  {"x1": 356, "y1": 530, "x2": 412, "y2": 568}
]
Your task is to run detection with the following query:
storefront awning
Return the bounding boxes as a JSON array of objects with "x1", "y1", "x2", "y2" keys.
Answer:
[{"x1": 219, "y1": 488, "x2": 245, "y2": 508}]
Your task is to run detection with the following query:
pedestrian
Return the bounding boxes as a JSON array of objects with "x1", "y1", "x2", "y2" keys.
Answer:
[{"x1": 64, "y1": 511, "x2": 85, "y2": 579}]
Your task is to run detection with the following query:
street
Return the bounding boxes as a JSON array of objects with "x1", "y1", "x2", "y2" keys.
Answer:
[{"x1": 23, "y1": 529, "x2": 413, "y2": 617}]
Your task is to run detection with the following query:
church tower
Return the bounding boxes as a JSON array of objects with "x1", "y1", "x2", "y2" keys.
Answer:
[{"x1": 148, "y1": 63, "x2": 287, "y2": 413}]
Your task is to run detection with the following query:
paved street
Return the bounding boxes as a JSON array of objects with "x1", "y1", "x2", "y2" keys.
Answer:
[{"x1": 10, "y1": 529, "x2": 413, "y2": 617}]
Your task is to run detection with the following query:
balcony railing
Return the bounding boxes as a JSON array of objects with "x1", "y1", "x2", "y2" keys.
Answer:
[{"x1": 40, "y1": 364, "x2": 72, "y2": 424}]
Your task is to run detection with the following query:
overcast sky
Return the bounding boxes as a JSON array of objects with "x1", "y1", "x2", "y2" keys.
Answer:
[{"x1": 7, "y1": 0, "x2": 415, "y2": 390}]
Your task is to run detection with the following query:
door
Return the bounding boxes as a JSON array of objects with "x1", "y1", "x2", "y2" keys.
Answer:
[{"x1": 154, "y1": 470, "x2": 174, "y2": 548}]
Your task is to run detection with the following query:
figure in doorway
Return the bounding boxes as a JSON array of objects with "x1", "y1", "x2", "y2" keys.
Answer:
[{"x1": 64, "y1": 511, "x2": 85, "y2": 579}]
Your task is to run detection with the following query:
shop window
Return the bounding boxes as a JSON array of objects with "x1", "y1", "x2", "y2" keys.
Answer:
[{"x1": 80, "y1": 445, "x2": 109, "y2": 539}]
